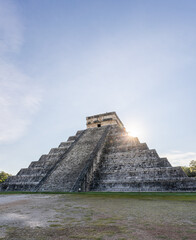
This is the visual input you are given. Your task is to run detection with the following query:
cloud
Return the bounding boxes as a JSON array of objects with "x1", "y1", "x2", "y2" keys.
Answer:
[
  {"x1": 161, "y1": 150, "x2": 196, "y2": 167},
  {"x1": 0, "y1": 61, "x2": 42, "y2": 143},
  {"x1": 0, "y1": 1, "x2": 42, "y2": 143},
  {"x1": 0, "y1": 0, "x2": 23, "y2": 53}
]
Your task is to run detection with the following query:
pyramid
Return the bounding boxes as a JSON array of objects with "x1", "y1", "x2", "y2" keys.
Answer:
[{"x1": 1, "y1": 112, "x2": 195, "y2": 192}]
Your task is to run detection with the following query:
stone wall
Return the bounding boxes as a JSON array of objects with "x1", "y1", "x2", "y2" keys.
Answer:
[{"x1": 86, "y1": 112, "x2": 124, "y2": 129}]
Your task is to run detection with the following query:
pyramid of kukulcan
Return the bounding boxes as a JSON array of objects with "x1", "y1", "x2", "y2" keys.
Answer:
[{"x1": 1, "y1": 112, "x2": 195, "y2": 192}]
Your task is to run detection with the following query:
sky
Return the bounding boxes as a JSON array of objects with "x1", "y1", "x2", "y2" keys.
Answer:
[{"x1": 0, "y1": 0, "x2": 196, "y2": 175}]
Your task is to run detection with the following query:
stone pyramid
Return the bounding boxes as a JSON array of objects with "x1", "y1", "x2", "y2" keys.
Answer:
[{"x1": 1, "y1": 112, "x2": 195, "y2": 192}]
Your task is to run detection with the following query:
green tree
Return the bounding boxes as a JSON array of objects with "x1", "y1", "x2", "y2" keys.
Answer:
[
  {"x1": 181, "y1": 166, "x2": 191, "y2": 176},
  {"x1": 0, "y1": 171, "x2": 11, "y2": 183},
  {"x1": 190, "y1": 160, "x2": 196, "y2": 174},
  {"x1": 182, "y1": 160, "x2": 196, "y2": 177}
]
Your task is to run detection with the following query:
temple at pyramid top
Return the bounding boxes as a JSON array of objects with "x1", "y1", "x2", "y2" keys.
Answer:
[{"x1": 86, "y1": 111, "x2": 124, "y2": 129}]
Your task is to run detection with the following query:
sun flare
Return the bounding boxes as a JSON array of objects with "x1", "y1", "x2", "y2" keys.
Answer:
[{"x1": 126, "y1": 124, "x2": 144, "y2": 139}]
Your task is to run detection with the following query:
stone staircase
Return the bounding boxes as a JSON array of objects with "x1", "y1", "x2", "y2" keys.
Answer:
[
  {"x1": 90, "y1": 125, "x2": 196, "y2": 192},
  {"x1": 37, "y1": 126, "x2": 108, "y2": 192}
]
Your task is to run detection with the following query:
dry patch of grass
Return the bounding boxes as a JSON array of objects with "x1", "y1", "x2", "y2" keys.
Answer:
[
  {"x1": 0, "y1": 193, "x2": 195, "y2": 240},
  {"x1": 3, "y1": 222, "x2": 195, "y2": 240},
  {"x1": 4, "y1": 225, "x2": 123, "y2": 240}
]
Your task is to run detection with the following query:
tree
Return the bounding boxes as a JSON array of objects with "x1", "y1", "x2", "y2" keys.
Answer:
[
  {"x1": 190, "y1": 160, "x2": 196, "y2": 174},
  {"x1": 181, "y1": 166, "x2": 191, "y2": 176},
  {"x1": 0, "y1": 171, "x2": 11, "y2": 183},
  {"x1": 182, "y1": 160, "x2": 196, "y2": 177}
]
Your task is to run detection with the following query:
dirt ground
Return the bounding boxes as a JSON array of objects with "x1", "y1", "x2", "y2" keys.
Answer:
[{"x1": 0, "y1": 193, "x2": 195, "y2": 240}]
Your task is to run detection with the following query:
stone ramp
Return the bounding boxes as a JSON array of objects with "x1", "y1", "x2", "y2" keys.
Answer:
[{"x1": 37, "y1": 126, "x2": 108, "y2": 192}]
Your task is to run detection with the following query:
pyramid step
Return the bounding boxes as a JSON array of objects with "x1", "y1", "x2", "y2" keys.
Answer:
[
  {"x1": 97, "y1": 167, "x2": 186, "y2": 181},
  {"x1": 29, "y1": 157, "x2": 59, "y2": 168},
  {"x1": 102, "y1": 149, "x2": 156, "y2": 160},
  {"x1": 3, "y1": 183, "x2": 38, "y2": 192},
  {"x1": 107, "y1": 135, "x2": 139, "y2": 144},
  {"x1": 76, "y1": 130, "x2": 84, "y2": 136},
  {"x1": 17, "y1": 168, "x2": 48, "y2": 176},
  {"x1": 67, "y1": 136, "x2": 77, "y2": 141},
  {"x1": 101, "y1": 149, "x2": 161, "y2": 165},
  {"x1": 28, "y1": 154, "x2": 57, "y2": 168},
  {"x1": 5, "y1": 175, "x2": 43, "y2": 184},
  {"x1": 49, "y1": 147, "x2": 69, "y2": 155},
  {"x1": 105, "y1": 143, "x2": 148, "y2": 153},
  {"x1": 58, "y1": 141, "x2": 73, "y2": 148},
  {"x1": 92, "y1": 178, "x2": 196, "y2": 192},
  {"x1": 96, "y1": 177, "x2": 188, "y2": 184},
  {"x1": 105, "y1": 141, "x2": 142, "y2": 148},
  {"x1": 108, "y1": 126, "x2": 125, "y2": 135},
  {"x1": 27, "y1": 141, "x2": 74, "y2": 170},
  {"x1": 38, "y1": 154, "x2": 48, "y2": 162},
  {"x1": 99, "y1": 158, "x2": 171, "y2": 171}
]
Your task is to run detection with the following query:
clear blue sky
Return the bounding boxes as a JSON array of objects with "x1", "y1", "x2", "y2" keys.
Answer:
[{"x1": 0, "y1": 0, "x2": 196, "y2": 174}]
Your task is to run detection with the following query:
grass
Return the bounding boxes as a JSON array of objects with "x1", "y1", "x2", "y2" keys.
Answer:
[
  {"x1": 1, "y1": 192, "x2": 196, "y2": 240},
  {"x1": 4, "y1": 225, "x2": 123, "y2": 240},
  {"x1": 49, "y1": 224, "x2": 62, "y2": 227},
  {"x1": 1, "y1": 191, "x2": 195, "y2": 202}
]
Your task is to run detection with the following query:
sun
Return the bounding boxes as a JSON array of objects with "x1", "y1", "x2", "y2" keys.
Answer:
[{"x1": 126, "y1": 124, "x2": 144, "y2": 138}]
